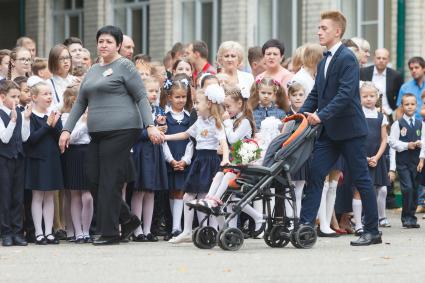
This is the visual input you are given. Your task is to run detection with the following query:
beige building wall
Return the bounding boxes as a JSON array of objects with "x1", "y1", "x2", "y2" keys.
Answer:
[{"x1": 20, "y1": 0, "x2": 425, "y2": 80}]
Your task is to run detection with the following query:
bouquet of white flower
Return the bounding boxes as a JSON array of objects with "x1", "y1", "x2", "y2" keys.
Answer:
[{"x1": 230, "y1": 139, "x2": 262, "y2": 165}]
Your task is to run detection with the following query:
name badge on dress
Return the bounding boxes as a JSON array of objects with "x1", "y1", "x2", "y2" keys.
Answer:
[{"x1": 102, "y1": 68, "x2": 113, "y2": 77}]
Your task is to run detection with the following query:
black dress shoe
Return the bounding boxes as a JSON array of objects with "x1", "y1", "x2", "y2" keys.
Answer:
[
  {"x1": 13, "y1": 235, "x2": 28, "y2": 246},
  {"x1": 146, "y1": 233, "x2": 158, "y2": 242},
  {"x1": 2, "y1": 236, "x2": 13, "y2": 247},
  {"x1": 163, "y1": 233, "x2": 172, "y2": 241},
  {"x1": 35, "y1": 235, "x2": 47, "y2": 245},
  {"x1": 406, "y1": 223, "x2": 420, "y2": 229},
  {"x1": 350, "y1": 232, "x2": 382, "y2": 246},
  {"x1": 133, "y1": 234, "x2": 148, "y2": 242},
  {"x1": 55, "y1": 229, "x2": 67, "y2": 240},
  {"x1": 317, "y1": 228, "x2": 339, "y2": 238},
  {"x1": 45, "y1": 234, "x2": 60, "y2": 244},
  {"x1": 120, "y1": 214, "x2": 141, "y2": 240},
  {"x1": 92, "y1": 236, "x2": 121, "y2": 246}
]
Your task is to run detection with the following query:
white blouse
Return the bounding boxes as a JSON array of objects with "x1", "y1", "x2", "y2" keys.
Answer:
[
  {"x1": 61, "y1": 113, "x2": 90, "y2": 145},
  {"x1": 186, "y1": 116, "x2": 226, "y2": 150}
]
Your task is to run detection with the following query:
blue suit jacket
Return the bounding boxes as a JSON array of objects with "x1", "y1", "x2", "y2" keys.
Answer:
[{"x1": 300, "y1": 44, "x2": 367, "y2": 141}]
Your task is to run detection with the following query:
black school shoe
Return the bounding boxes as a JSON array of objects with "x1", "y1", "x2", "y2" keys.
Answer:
[
  {"x1": 120, "y1": 215, "x2": 141, "y2": 240},
  {"x1": 350, "y1": 232, "x2": 382, "y2": 246},
  {"x1": 46, "y1": 234, "x2": 60, "y2": 244},
  {"x1": 13, "y1": 235, "x2": 28, "y2": 246},
  {"x1": 2, "y1": 236, "x2": 13, "y2": 247},
  {"x1": 92, "y1": 236, "x2": 121, "y2": 246},
  {"x1": 146, "y1": 233, "x2": 158, "y2": 242}
]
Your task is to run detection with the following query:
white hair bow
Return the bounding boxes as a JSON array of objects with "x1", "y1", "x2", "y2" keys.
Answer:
[{"x1": 204, "y1": 84, "x2": 225, "y2": 104}]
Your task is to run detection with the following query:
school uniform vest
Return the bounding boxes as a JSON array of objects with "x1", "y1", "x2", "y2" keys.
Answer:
[
  {"x1": 396, "y1": 118, "x2": 421, "y2": 166},
  {"x1": 0, "y1": 108, "x2": 24, "y2": 159},
  {"x1": 166, "y1": 112, "x2": 191, "y2": 160}
]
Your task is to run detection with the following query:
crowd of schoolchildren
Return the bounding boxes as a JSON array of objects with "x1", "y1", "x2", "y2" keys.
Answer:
[{"x1": 1, "y1": 29, "x2": 425, "y2": 247}]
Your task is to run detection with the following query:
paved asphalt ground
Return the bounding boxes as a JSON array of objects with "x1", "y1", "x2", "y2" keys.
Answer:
[{"x1": 1, "y1": 209, "x2": 424, "y2": 283}]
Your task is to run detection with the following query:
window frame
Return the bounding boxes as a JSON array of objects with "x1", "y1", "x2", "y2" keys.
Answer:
[
  {"x1": 112, "y1": 0, "x2": 150, "y2": 54},
  {"x1": 338, "y1": 0, "x2": 385, "y2": 49},
  {"x1": 254, "y1": 0, "x2": 300, "y2": 56},
  {"x1": 51, "y1": 0, "x2": 84, "y2": 42},
  {"x1": 173, "y1": 0, "x2": 220, "y2": 63}
]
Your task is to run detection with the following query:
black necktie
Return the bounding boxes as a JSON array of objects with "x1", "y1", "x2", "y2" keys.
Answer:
[
  {"x1": 323, "y1": 51, "x2": 332, "y2": 57},
  {"x1": 410, "y1": 118, "x2": 414, "y2": 128}
]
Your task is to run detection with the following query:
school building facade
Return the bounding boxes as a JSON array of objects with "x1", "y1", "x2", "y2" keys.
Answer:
[{"x1": 0, "y1": 0, "x2": 423, "y2": 76}]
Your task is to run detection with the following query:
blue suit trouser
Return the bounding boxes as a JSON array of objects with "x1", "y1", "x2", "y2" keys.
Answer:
[{"x1": 300, "y1": 131, "x2": 379, "y2": 234}]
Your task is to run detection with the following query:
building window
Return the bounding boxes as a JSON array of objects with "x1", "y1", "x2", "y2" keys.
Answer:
[
  {"x1": 177, "y1": 0, "x2": 221, "y2": 63},
  {"x1": 340, "y1": 0, "x2": 388, "y2": 58},
  {"x1": 52, "y1": 0, "x2": 84, "y2": 44},
  {"x1": 256, "y1": 0, "x2": 302, "y2": 57},
  {"x1": 113, "y1": 0, "x2": 150, "y2": 55}
]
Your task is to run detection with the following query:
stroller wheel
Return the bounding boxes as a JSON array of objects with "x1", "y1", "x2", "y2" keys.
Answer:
[
  {"x1": 269, "y1": 225, "x2": 290, "y2": 248},
  {"x1": 192, "y1": 228, "x2": 202, "y2": 248},
  {"x1": 218, "y1": 228, "x2": 244, "y2": 251},
  {"x1": 290, "y1": 231, "x2": 301, "y2": 248},
  {"x1": 195, "y1": 226, "x2": 217, "y2": 249},
  {"x1": 264, "y1": 228, "x2": 274, "y2": 247},
  {"x1": 294, "y1": 225, "x2": 317, "y2": 249}
]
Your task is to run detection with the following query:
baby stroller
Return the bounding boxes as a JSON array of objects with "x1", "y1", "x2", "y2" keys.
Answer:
[{"x1": 190, "y1": 114, "x2": 321, "y2": 251}]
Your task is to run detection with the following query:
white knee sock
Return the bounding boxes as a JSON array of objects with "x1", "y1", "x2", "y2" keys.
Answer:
[
  {"x1": 182, "y1": 193, "x2": 196, "y2": 234},
  {"x1": 142, "y1": 192, "x2": 155, "y2": 234},
  {"x1": 352, "y1": 199, "x2": 363, "y2": 231},
  {"x1": 196, "y1": 193, "x2": 207, "y2": 226},
  {"x1": 213, "y1": 172, "x2": 236, "y2": 200},
  {"x1": 228, "y1": 203, "x2": 238, "y2": 228},
  {"x1": 207, "y1": 172, "x2": 224, "y2": 197},
  {"x1": 172, "y1": 199, "x2": 183, "y2": 232},
  {"x1": 294, "y1": 180, "x2": 305, "y2": 218},
  {"x1": 286, "y1": 181, "x2": 305, "y2": 218},
  {"x1": 32, "y1": 191, "x2": 44, "y2": 237},
  {"x1": 81, "y1": 191, "x2": 93, "y2": 236},
  {"x1": 62, "y1": 191, "x2": 74, "y2": 236},
  {"x1": 242, "y1": 204, "x2": 264, "y2": 230},
  {"x1": 376, "y1": 186, "x2": 387, "y2": 219},
  {"x1": 318, "y1": 181, "x2": 333, "y2": 233},
  {"x1": 253, "y1": 199, "x2": 263, "y2": 216},
  {"x1": 326, "y1": 180, "x2": 338, "y2": 228},
  {"x1": 70, "y1": 191, "x2": 83, "y2": 237},
  {"x1": 131, "y1": 191, "x2": 144, "y2": 236},
  {"x1": 43, "y1": 192, "x2": 55, "y2": 236}
]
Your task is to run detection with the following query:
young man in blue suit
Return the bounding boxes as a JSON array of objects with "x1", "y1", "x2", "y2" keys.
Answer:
[{"x1": 299, "y1": 10, "x2": 381, "y2": 246}]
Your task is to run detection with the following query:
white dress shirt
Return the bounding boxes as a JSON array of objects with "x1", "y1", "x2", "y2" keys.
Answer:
[
  {"x1": 371, "y1": 67, "x2": 392, "y2": 115},
  {"x1": 0, "y1": 104, "x2": 30, "y2": 143},
  {"x1": 324, "y1": 41, "x2": 342, "y2": 78},
  {"x1": 162, "y1": 109, "x2": 194, "y2": 165},
  {"x1": 389, "y1": 114, "x2": 424, "y2": 152}
]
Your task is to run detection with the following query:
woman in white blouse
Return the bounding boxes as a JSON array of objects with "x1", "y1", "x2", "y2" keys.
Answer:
[{"x1": 217, "y1": 41, "x2": 254, "y2": 99}]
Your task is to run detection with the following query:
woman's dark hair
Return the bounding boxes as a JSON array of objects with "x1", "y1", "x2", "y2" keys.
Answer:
[
  {"x1": 96, "y1": 25, "x2": 123, "y2": 47},
  {"x1": 262, "y1": 39, "x2": 285, "y2": 56}
]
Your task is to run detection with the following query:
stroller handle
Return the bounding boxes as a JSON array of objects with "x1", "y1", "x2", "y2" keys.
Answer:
[{"x1": 281, "y1": 114, "x2": 309, "y2": 147}]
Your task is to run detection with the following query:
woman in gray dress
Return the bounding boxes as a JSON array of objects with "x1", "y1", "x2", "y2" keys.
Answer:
[{"x1": 59, "y1": 26, "x2": 163, "y2": 245}]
